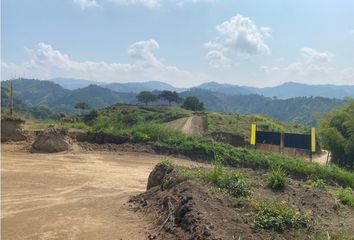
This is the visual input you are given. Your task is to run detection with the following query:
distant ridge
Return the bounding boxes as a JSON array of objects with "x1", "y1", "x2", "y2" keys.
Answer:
[{"x1": 41, "y1": 78, "x2": 354, "y2": 99}]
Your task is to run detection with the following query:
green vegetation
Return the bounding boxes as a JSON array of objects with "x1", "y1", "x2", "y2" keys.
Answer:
[
  {"x1": 338, "y1": 187, "x2": 354, "y2": 208},
  {"x1": 207, "y1": 112, "x2": 308, "y2": 141},
  {"x1": 158, "y1": 90, "x2": 182, "y2": 105},
  {"x1": 198, "y1": 164, "x2": 251, "y2": 198},
  {"x1": 269, "y1": 166, "x2": 287, "y2": 190},
  {"x1": 311, "y1": 179, "x2": 326, "y2": 189},
  {"x1": 136, "y1": 91, "x2": 157, "y2": 105},
  {"x1": 181, "y1": 96, "x2": 205, "y2": 111},
  {"x1": 62, "y1": 105, "x2": 354, "y2": 188},
  {"x1": 180, "y1": 88, "x2": 346, "y2": 125},
  {"x1": 319, "y1": 99, "x2": 354, "y2": 170},
  {"x1": 253, "y1": 199, "x2": 312, "y2": 232}
]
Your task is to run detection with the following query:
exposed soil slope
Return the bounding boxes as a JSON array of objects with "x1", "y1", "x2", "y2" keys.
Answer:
[
  {"x1": 132, "y1": 164, "x2": 354, "y2": 240},
  {"x1": 167, "y1": 115, "x2": 207, "y2": 135}
]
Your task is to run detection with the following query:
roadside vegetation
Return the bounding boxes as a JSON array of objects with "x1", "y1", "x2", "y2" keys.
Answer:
[
  {"x1": 319, "y1": 99, "x2": 354, "y2": 170},
  {"x1": 54, "y1": 104, "x2": 354, "y2": 189}
]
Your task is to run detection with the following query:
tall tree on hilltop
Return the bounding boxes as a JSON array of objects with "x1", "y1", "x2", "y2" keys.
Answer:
[
  {"x1": 136, "y1": 91, "x2": 157, "y2": 106},
  {"x1": 158, "y1": 90, "x2": 182, "y2": 105}
]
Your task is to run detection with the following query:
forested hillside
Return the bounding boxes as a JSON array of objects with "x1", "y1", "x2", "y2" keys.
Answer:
[
  {"x1": 1, "y1": 79, "x2": 348, "y2": 125},
  {"x1": 181, "y1": 89, "x2": 346, "y2": 125}
]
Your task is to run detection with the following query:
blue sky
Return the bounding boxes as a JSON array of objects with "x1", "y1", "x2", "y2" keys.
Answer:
[{"x1": 2, "y1": 0, "x2": 354, "y2": 87}]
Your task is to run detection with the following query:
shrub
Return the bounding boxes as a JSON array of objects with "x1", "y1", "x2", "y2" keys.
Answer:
[
  {"x1": 132, "y1": 131, "x2": 150, "y2": 142},
  {"x1": 312, "y1": 178, "x2": 326, "y2": 189},
  {"x1": 338, "y1": 187, "x2": 354, "y2": 208},
  {"x1": 269, "y1": 166, "x2": 287, "y2": 190},
  {"x1": 253, "y1": 199, "x2": 312, "y2": 232}
]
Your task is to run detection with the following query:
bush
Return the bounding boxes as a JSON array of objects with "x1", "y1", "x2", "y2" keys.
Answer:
[
  {"x1": 269, "y1": 166, "x2": 287, "y2": 190},
  {"x1": 312, "y1": 178, "x2": 326, "y2": 189},
  {"x1": 338, "y1": 187, "x2": 354, "y2": 208},
  {"x1": 83, "y1": 110, "x2": 98, "y2": 125},
  {"x1": 253, "y1": 199, "x2": 312, "y2": 232}
]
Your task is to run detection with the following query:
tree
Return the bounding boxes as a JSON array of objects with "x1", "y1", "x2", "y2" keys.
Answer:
[
  {"x1": 181, "y1": 96, "x2": 205, "y2": 111},
  {"x1": 158, "y1": 91, "x2": 182, "y2": 105},
  {"x1": 319, "y1": 99, "x2": 354, "y2": 170},
  {"x1": 136, "y1": 91, "x2": 157, "y2": 105},
  {"x1": 75, "y1": 102, "x2": 91, "y2": 114},
  {"x1": 83, "y1": 109, "x2": 98, "y2": 125}
]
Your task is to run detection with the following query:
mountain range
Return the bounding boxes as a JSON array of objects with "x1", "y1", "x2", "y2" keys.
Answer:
[
  {"x1": 46, "y1": 78, "x2": 354, "y2": 99},
  {"x1": 1, "y1": 78, "x2": 350, "y2": 125}
]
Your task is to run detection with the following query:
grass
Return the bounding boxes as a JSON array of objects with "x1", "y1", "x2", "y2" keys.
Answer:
[
  {"x1": 311, "y1": 179, "x2": 327, "y2": 189},
  {"x1": 207, "y1": 112, "x2": 308, "y2": 141},
  {"x1": 176, "y1": 164, "x2": 251, "y2": 198},
  {"x1": 338, "y1": 187, "x2": 354, "y2": 208},
  {"x1": 253, "y1": 199, "x2": 312, "y2": 232},
  {"x1": 62, "y1": 105, "x2": 354, "y2": 189},
  {"x1": 269, "y1": 166, "x2": 287, "y2": 190}
]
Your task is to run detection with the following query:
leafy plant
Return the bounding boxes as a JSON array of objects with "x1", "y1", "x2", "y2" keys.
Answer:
[
  {"x1": 200, "y1": 164, "x2": 251, "y2": 198},
  {"x1": 269, "y1": 166, "x2": 287, "y2": 190},
  {"x1": 253, "y1": 199, "x2": 312, "y2": 232},
  {"x1": 312, "y1": 178, "x2": 326, "y2": 189},
  {"x1": 338, "y1": 187, "x2": 354, "y2": 208}
]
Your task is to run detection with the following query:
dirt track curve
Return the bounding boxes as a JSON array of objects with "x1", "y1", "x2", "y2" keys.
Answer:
[
  {"x1": 167, "y1": 115, "x2": 207, "y2": 135},
  {"x1": 1, "y1": 143, "x2": 202, "y2": 240}
]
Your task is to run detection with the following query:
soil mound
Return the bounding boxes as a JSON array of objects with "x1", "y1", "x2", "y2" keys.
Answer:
[
  {"x1": 131, "y1": 166, "x2": 258, "y2": 240},
  {"x1": 132, "y1": 165, "x2": 354, "y2": 240},
  {"x1": 210, "y1": 132, "x2": 245, "y2": 147},
  {"x1": 31, "y1": 127, "x2": 72, "y2": 153},
  {"x1": 1, "y1": 118, "x2": 27, "y2": 142}
]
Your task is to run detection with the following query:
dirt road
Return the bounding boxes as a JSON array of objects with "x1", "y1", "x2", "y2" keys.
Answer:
[
  {"x1": 167, "y1": 115, "x2": 207, "y2": 135},
  {"x1": 1, "y1": 143, "x2": 201, "y2": 240}
]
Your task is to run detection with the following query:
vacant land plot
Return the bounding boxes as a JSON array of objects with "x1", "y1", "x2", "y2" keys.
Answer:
[{"x1": 1, "y1": 143, "x2": 200, "y2": 240}]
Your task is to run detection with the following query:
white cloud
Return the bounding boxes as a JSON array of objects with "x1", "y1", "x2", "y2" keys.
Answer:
[
  {"x1": 300, "y1": 47, "x2": 332, "y2": 64},
  {"x1": 128, "y1": 39, "x2": 161, "y2": 67},
  {"x1": 205, "y1": 14, "x2": 271, "y2": 68},
  {"x1": 1, "y1": 41, "x2": 207, "y2": 87},
  {"x1": 257, "y1": 48, "x2": 354, "y2": 85},
  {"x1": 206, "y1": 50, "x2": 232, "y2": 69},
  {"x1": 73, "y1": 0, "x2": 99, "y2": 9}
]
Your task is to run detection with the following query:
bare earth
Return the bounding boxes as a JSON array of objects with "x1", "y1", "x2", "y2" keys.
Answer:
[
  {"x1": 167, "y1": 115, "x2": 207, "y2": 135},
  {"x1": 1, "y1": 143, "x2": 201, "y2": 240}
]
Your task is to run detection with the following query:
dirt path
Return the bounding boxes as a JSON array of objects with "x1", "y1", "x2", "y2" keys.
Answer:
[
  {"x1": 167, "y1": 115, "x2": 207, "y2": 135},
  {"x1": 1, "y1": 143, "x2": 202, "y2": 240},
  {"x1": 312, "y1": 150, "x2": 330, "y2": 165}
]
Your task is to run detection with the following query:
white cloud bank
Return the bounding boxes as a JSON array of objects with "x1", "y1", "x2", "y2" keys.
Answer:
[
  {"x1": 260, "y1": 47, "x2": 354, "y2": 85},
  {"x1": 205, "y1": 14, "x2": 271, "y2": 69},
  {"x1": 73, "y1": 0, "x2": 99, "y2": 9},
  {"x1": 1, "y1": 40, "x2": 206, "y2": 87}
]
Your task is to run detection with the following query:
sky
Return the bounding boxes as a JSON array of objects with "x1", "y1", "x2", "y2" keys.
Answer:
[{"x1": 1, "y1": 0, "x2": 354, "y2": 87}]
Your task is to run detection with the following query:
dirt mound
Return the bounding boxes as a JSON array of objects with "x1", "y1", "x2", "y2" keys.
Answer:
[
  {"x1": 210, "y1": 132, "x2": 245, "y2": 147},
  {"x1": 1, "y1": 118, "x2": 27, "y2": 142},
  {"x1": 131, "y1": 166, "x2": 259, "y2": 240},
  {"x1": 147, "y1": 162, "x2": 174, "y2": 190},
  {"x1": 31, "y1": 127, "x2": 73, "y2": 153},
  {"x1": 132, "y1": 165, "x2": 354, "y2": 240}
]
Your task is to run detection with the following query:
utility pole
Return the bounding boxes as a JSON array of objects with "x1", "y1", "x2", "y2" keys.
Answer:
[{"x1": 9, "y1": 81, "x2": 14, "y2": 115}]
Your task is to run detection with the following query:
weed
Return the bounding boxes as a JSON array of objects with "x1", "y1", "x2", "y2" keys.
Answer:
[
  {"x1": 253, "y1": 199, "x2": 312, "y2": 232},
  {"x1": 312, "y1": 179, "x2": 326, "y2": 189},
  {"x1": 200, "y1": 164, "x2": 251, "y2": 198},
  {"x1": 338, "y1": 187, "x2": 354, "y2": 208},
  {"x1": 269, "y1": 166, "x2": 287, "y2": 190}
]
